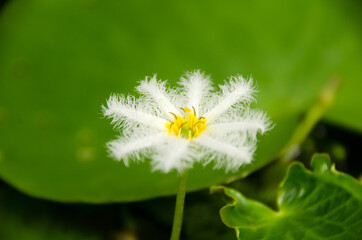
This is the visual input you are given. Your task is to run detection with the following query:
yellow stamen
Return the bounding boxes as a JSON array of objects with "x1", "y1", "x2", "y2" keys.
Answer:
[
  {"x1": 184, "y1": 107, "x2": 191, "y2": 113},
  {"x1": 192, "y1": 106, "x2": 196, "y2": 116},
  {"x1": 166, "y1": 106, "x2": 207, "y2": 139},
  {"x1": 169, "y1": 112, "x2": 177, "y2": 119}
]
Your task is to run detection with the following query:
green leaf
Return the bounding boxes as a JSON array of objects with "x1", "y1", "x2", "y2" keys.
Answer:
[
  {"x1": 0, "y1": 0, "x2": 361, "y2": 202},
  {"x1": 214, "y1": 154, "x2": 362, "y2": 240}
]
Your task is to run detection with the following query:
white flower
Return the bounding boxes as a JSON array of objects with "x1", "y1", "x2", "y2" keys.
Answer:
[{"x1": 103, "y1": 70, "x2": 271, "y2": 173}]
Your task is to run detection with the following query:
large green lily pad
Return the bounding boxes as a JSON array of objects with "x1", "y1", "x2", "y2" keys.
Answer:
[
  {"x1": 214, "y1": 154, "x2": 362, "y2": 239},
  {"x1": 0, "y1": 0, "x2": 361, "y2": 202}
]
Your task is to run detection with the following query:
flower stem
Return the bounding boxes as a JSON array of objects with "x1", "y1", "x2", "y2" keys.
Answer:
[
  {"x1": 279, "y1": 76, "x2": 340, "y2": 161},
  {"x1": 170, "y1": 169, "x2": 188, "y2": 240}
]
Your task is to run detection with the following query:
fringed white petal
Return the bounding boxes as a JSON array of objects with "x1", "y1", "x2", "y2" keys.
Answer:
[
  {"x1": 208, "y1": 110, "x2": 271, "y2": 139},
  {"x1": 107, "y1": 133, "x2": 165, "y2": 167},
  {"x1": 136, "y1": 75, "x2": 181, "y2": 120},
  {"x1": 178, "y1": 70, "x2": 213, "y2": 115},
  {"x1": 204, "y1": 75, "x2": 255, "y2": 123},
  {"x1": 103, "y1": 94, "x2": 167, "y2": 131},
  {"x1": 193, "y1": 135, "x2": 254, "y2": 172},
  {"x1": 152, "y1": 137, "x2": 191, "y2": 173},
  {"x1": 210, "y1": 121, "x2": 265, "y2": 133}
]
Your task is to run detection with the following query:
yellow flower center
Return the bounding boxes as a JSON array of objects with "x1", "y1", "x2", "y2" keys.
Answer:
[{"x1": 166, "y1": 106, "x2": 207, "y2": 139}]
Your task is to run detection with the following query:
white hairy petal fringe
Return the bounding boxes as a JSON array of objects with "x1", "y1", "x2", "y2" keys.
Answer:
[
  {"x1": 107, "y1": 133, "x2": 165, "y2": 167},
  {"x1": 193, "y1": 135, "x2": 254, "y2": 172},
  {"x1": 208, "y1": 110, "x2": 271, "y2": 139},
  {"x1": 204, "y1": 76, "x2": 255, "y2": 123},
  {"x1": 178, "y1": 70, "x2": 213, "y2": 115},
  {"x1": 152, "y1": 137, "x2": 191, "y2": 173},
  {"x1": 136, "y1": 75, "x2": 182, "y2": 120},
  {"x1": 103, "y1": 94, "x2": 167, "y2": 131}
]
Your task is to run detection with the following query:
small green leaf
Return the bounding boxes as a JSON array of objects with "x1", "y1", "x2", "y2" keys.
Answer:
[{"x1": 214, "y1": 154, "x2": 362, "y2": 240}]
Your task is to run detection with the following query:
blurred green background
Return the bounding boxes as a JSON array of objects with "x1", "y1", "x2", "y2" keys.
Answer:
[{"x1": 0, "y1": 0, "x2": 361, "y2": 239}]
